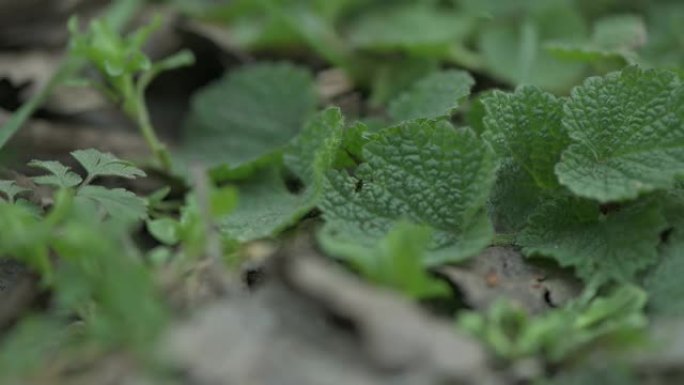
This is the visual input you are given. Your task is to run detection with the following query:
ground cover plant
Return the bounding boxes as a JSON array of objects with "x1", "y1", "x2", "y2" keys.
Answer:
[{"x1": 0, "y1": 0, "x2": 683, "y2": 384}]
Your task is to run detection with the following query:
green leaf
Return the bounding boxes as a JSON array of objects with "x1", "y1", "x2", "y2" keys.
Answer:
[
  {"x1": 284, "y1": 107, "x2": 344, "y2": 184},
  {"x1": 220, "y1": 108, "x2": 344, "y2": 242},
  {"x1": 320, "y1": 120, "x2": 496, "y2": 265},
  {"x1": 369, "y1": 57, "x2": 439, "y2": 107},
  {"x1": 350, "y1": 221, "x2": 449, "y2": 299},
  {"x1": 75, "y1": 185, "x2": 147, "y2": 222},
  {"x1": 547, "y1": 14, "x2": 646, "y2": 64},
  {"x1": 0, "y1": 181, "x2": 30, "y2": 203},
  {"x1": 555, "y1": 66, "x2": 684, "y2": 202},
  {"x1": 147, "y1": 218, "x2": 180, "y2": 246},
  {"x1": 347, "y1": 4, "x2": 475, "y2": 56},
  {"x1": 478, "y1": 7, "x2": 587, "y2": 91},
  {"x1": 71, "y1": 149, "x2": 146, "y2": 181},
  {"x1": 388, "y1": 70, "x2": 475, "y2": 122},
  {"x1": 518, "y1": 197, "x2": 666, "y2": 284},
  {"x1": 29, "y1": 160, "x2": 83, "y2": 188},
  {"x1": 487, "y1": 160, "x2": 545, "y2": 233},
  {"x1": 644, "y1": 231, "x2": 684, "y2": 316},
  {"x1": 483, "y1": 86, "x2": 568, "y2": 189},
  {"x1": 181, "y1": 62, "x2": 317, "y2": 171},
  {"x1": 333, "y1": 121, "x2": 368, "y2": 168}
]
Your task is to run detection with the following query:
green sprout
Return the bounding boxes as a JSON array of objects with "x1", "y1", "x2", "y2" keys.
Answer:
[{"x1": 68, "y1": 16, "x2": 195, "y2": 171}]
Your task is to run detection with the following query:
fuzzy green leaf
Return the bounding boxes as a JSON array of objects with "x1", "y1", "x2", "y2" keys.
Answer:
[
  {"x1": 320, "y1": 120, "x2": 496, "y2": 265},
  {"x1": 483, "y1": 86, "x2": 568, "y2": 189},
  {"x1": 518, "y1": 197, "x2": 666, "y2": 283},
  {"x1": 29, "y1": 160, "x2": 83, "y2": 188},
  {"x1": 388, "y1": 70, "x2": 475, "y2": 122},
  {"x1": 350, "y1": 221, "x2": 449, "y2": 299},
  {"x1": 220, "y1": 108, "x2": 343, "y2": 242},
  {"x1": 556, "y1": 66, "x2": 684, "y2": 202},
  {"x1": 181, "y1": 62, "x2": 317, "y2": 170},
  {"x1": 71, "y1": 149, "x2": 146, "y2": 181},
  {"x1": 75, "y1": 186, "x2": 147, "y2": 222}
]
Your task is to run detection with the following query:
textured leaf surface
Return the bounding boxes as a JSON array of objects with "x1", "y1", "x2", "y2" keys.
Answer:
[
  {"x1": 320, "y1": 120, "x2": 496, "y2": 265},
  {"x1": 76, "y1": 186, "x2": 147, "y2": 222},
  {"x1": 181, "y1": 63, "x2": 317, "y2": 169},
  {"x1": 388, "y1": 70, "x2": 474, "y2": 122},
  {"x1": 220, "y1": 108, "x2": 343, "y2": 242},
  {"x1": 29, "y1": 160, "x2": 82, "y2": 188},
  {"x1": 483, "y1": 86, "x2": 567, "y2": 189},
  {"x1": 518, "y1": 197, "x2": 665, "y2": 283},
  {"x1": 556, "y1": 66, "x2": 684, "y2": 202},
  {"x1": 71, "y1": 149, "x2": 146, "y2": 180}
]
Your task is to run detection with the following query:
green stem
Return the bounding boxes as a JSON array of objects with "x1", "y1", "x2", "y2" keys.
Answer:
[
  {"x1": 0, "y1": 0, "x2": 144, "y2": 149},
  {"x1": 133, "y1": 90, "x2": 172, "y2": 171}
]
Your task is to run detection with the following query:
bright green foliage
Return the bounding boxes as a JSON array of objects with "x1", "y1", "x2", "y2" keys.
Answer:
[
  {"x1": 518, "y1": 197, "x2": 665, "y2": 284},
  {"x1": 556, "y1": 66, "x2": 684, "y2": 202},
  {"x1": 483, "y1": 86, "x2": 567, "y2": 189},
  {"x1": 548, "y1": 14, "x2": 646, "y2": 64},
  {"x1": 182, "y1": 62, "x2": 317, "y2": 171},
  {"x1": 388, "y1": 70, "x2": 475, "y2": 122},
  {"x1": 68, "y1": 16, "x2": 194, "y2": 171},
  {"x1": 644, "y1": 230, "x2": 684, "y2": 316},
  {"x1": 71, "y1": 148, "x2": 146, "y2": 181},
  {"x1": 29, "y1": 160, "x2": 82, "y2": 188},
  {"x1": 0, "y1": 181, "x2": 30, "y2": 203},
  {"x1": 320, "y1": 120, "x2": 496, "y2": 265},
  {"x1": 220, "y1": 108, "x2": 343, "y2": 242},
  {"x1": 348, "y1": 221, "x2": 449, "y2": 299},
  {"x1": 28, "y1": 149, "x2": 148, "y2": 222},
  {"x1": 459, "y1": 285, "x2": 647, "y2": 362},
  {"x1": 75, "y1": 186, "x2": 147, "y2": 222},
  {"x1": 347, "y1": 4, "x2": 475, "y2": 57}
]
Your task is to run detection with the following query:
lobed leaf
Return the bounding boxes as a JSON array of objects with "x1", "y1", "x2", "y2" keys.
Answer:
[
  {"x1": 555, "y1": 66, "x2": 684, "y2": 202},
  {"x1": 29, "y1": 160, "x2": 82, "y2": 188},
  {"x1": 388, "y1": 70, "x2": 475, "y2": 122},
  {"x1": 71, "y1": 149, "x2": 146, "y2": 181},
  {"x1": 320, "y1": 120, "x2": 496, "y2": 265}
]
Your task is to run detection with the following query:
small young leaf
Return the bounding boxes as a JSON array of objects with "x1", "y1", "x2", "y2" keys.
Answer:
[
  {"x1": 556, "y1": 66, "x2": 684, "y2": 202},
  {"x1": 388, "y1": 70, "x2": 475, "y2": 122},
  {"x1": 350, "y1": 221, "x2": 449, "y2": 299},
  {"x1": 147, "y1": 218, "x2": 180, "y2": 246},
  {"x1": 76, "y1": 185, "x2": 147, "y2": 221},
  {"x1": 518, "y1": 197, "x2": 666, "y2": 284},
  {"x1": 71, "y1": 149, "x2": 146, "y2": 181},
  {"x1": 320, "y1": 120, "x2": 496, "y2": 265},
  {"x1": 29, "y1": 160, "x2": 83, "y2": 188}
]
